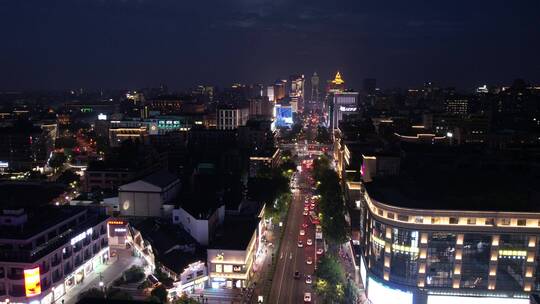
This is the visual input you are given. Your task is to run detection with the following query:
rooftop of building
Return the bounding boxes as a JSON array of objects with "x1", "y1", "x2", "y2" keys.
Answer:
[
  {"x1": 178, "y1": 191, "x2": 223, "y2": 220},
  {"x1": 209, "y1": 215, "x2": 258, "y2": 250},
  {"x1": 0, "y1": 205, "x2": 103, "y2": 240},
  {"x1": 0, "y1": 181, "x2": 65, "y2": 209},
  {"x1": 140, "y1": 170, "x2": 179, "y2": 189},
  {"x1": 131, "y1": 218, "x2": 202, "y2": 274},
  {"x1": 365, "y1": 146, "x2": 540, "y2": 212}
]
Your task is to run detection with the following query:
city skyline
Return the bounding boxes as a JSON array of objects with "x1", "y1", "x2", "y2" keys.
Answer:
[{"x1": 1, "y1": 0, "x2": 539, "y2": 90}]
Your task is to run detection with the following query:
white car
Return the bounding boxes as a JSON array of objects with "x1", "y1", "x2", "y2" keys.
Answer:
[
  {"x1": 304, "y1": 292, "x2": 312, "y2": 302},
  {"x1": 316, "y1": 248, "x2": 324, "y2": 255},
  {"x1": 298, "y1": 240, "x2": 303, "y2": 248},
  {"x1": 303, "y1": 210, "x2": 308, "y2": 216},
  {"x1": 306, "y1": 238, "x2": 313, "y2": 246},
  {"x1": 305, "y1": 275, "x2": 312, "y2": 284},
  {"x1": 306, "y1": 257, "x2": 313, "y2": 264},
  {"x1": 300, "y1": 229, "x2": 305, "y2": 236}
]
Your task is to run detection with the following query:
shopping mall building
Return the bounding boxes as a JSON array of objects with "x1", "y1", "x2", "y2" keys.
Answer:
[
  {"x1": 358, "y1": 172, "x2": 540, "y2": 304},
  {"x1": 0, "y1": 206, "x2": 110, "y2": 304}
]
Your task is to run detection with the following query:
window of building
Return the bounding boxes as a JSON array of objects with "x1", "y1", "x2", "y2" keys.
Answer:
[
  {"x1": 397, "y1": 215, "x2": 409, "y2": 222},
  {"x1": 414, "y1": 217, "x2": 424, "y2": 224},
  {"x1": 449, "y1": 217, "x2": 459, "y2": 224},
  {"x1": 215, "y1": 264, "x2": 222, "y2": 273},
  {"x1": 467, "y1": 218, "x2": 476, "y2": 225},
  {"x1": 500, "y1": 218, "x2": 511, "y2": 226},
  {"x1": 387, "y1": 213, "x2": 395, "y2": 220},
  {"x1": 460, "y1": 233, "x2": 491, "y2": 289},
  {"x1": 431, "y1": 217, "x2": 440, "y2": 224},
  {"x1": 426, "y1": 232, "x2": 456, "y2": 288},
  {"x1": 223, "y1": 265, "x2": 233, "y2": 273},
  {"x1": 378, "y1": 209, "x2": 383, "y2": 216},
  {"x1": 485, "y1": 218, "x2": 495, "y2": 226},
  {"x1": 517, "y1": 219, "x2": 526, "y2": 226}
]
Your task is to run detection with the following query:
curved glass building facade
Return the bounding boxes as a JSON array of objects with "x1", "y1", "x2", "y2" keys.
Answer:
[{"x1": 359, "y1": 190, "x2": 539, "y2": 304}]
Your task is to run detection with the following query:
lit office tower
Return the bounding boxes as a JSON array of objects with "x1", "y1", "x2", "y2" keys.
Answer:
[
  {"x1": 445, "y1": 98, "x2": 469, "y2": 116},
  {"x1": 330, "y1": 91, "x2": 359, "y2": 131},
  {"x1": 311, "y1": 72, "x2": 320, "y2": 102},
  {"x1": 273, "y1": 80, "x2": 287, "y2": 101},
  {"x1": 289, "y1": 74, "x2": 305, "y2": 113},
  {"x1": 266, "y1": 86, "x2": 275, "y2": 102}
]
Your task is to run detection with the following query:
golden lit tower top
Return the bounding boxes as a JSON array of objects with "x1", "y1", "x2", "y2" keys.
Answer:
[{"x1": 331, "y1": 71, "x2": 344, "y2": 85}]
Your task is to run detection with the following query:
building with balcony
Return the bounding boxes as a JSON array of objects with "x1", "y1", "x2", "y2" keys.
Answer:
[
  {"x1": 359, "y1": 154, "x2": 540, "y2": 304},
  {"x1": 0, "y1": 206, "x2": 110, "y2": 304}
]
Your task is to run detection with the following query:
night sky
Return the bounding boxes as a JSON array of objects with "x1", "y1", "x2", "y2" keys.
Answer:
[{"x1": 1, "y1": 0, "x2": 539, "y2": 91}]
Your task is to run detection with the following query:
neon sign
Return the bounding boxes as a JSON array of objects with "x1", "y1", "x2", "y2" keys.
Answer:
[
  {"x1": 70, "y1": 228, "x2": 93, "y2": 245},
  {"x1": 339, "y1": 106, "x2": 357, "y2": 112}
]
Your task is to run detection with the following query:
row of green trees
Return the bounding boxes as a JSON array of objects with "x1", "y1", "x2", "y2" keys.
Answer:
[
  {"x1": 315, "y1": 255, "x2": 361, "y2": 303},
  {"x1": 312, "y1": 155, "x2": 357, "y2": 303},
  {"x1": 313, "y1": 155, "x2": 349, "y2": 249},
  {"x1": 248, "y1": 150, "x2": 296, "y2": 223}
]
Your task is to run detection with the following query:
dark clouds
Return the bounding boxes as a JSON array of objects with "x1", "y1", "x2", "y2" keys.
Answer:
[{"x1": 0, "y1": 0, "x2": 539, "y2": 90}]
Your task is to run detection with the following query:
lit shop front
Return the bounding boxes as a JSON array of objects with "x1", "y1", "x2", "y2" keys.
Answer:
[
  {"x1": 167, "y1": 261, "x2": 209, "y2": 298},
  {"x1": 107, "y1": 220, "x2": 129, "y2": 248},
  {"x1": 208, "y1": 241, "x2": 256, "y2": 289},
  {"x1": 64, "y1": 247, "x2": 110, "y2": 293}
]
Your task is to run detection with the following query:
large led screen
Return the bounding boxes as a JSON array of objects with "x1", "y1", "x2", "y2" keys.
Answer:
[
  {"x1": 427, "y1": 295, "x2": 529, "y2": 304},
  {"x1": 275, "y1": 105, "x2": 293, "y2": 127},
  {"x1": 367, "y1": 277, "x2": 413, "y2": 304},
  {"x1": 24, "y1": 267, "x2": 41, "y2": 297}
]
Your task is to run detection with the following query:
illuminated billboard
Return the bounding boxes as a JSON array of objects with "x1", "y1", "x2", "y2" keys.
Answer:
[
  {"x1": 24, "y1": 267, "x2": 41, "y2": 297},
  {"x1": 275, "y1": 105, "x2": 293, "y2": 127},
  {"x1": 367, "y1": 277, "x2": 412, "y2": 304},
  {"x1": 427, "y1": 295, "x2": 529, "y2": 304}
]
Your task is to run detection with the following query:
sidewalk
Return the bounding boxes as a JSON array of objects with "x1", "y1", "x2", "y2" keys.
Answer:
[
  {"x1": 338, "y1": 243, "x2": 368, "y2": 304},
  {"x1": 248, "y1": 227, "x2": 277, "y2": 303},
  {"x1": 63, "y1": 249, "x2": 145, "y2": 304}
]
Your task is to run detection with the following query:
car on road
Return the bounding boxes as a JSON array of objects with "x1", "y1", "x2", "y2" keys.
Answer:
[
  {"x1": 303, "y1": 210, "x2": 308, "y2": 216},
  {"x1": 299, "y1": 229, "x2": 305, "y2": 236},
  {"x1": 298, "y1": 240, "x2": 303, "y2": 247},
  {"x1": 317, "y1": 248, "x2": 324, "y2": 255},
  {"x1": 304, "y1": 292, "x2": 312, "y2": 302},
  {"x1": 294, "y1": 271, "x2": 301, "y2": 279},
  {"x1": 306, "y1": 257, "x2": 313, "y2": 264},
  {"x1": 306, "y1": 238, "x2": 313, "y2": 246},
  {"x1": 305, "y1": 275, "x2": 312, "y2": 284},
  {"x1": 309, "y1": 204, "x2": 315, "y2": 211},
  {"x1": 304, "y1": 206, "x2": 309, "y2": 211},
  {"x1": 301, "y1": 222, "x2": 309, "y2": 228}
]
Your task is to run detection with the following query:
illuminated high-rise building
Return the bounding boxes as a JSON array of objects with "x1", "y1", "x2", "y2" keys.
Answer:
[
  {"x1": 273, "y1": 80, "x2": 287, "y2": 101},
  {"x1": 311, "y1": 72, "x2": 320, "y2": 102},
  {"x1": 289, "y1": 74, "x2": 305, "y2": 113},
  {"x1": 327, "y1": 71, "x2": 345, "y2": 94}
]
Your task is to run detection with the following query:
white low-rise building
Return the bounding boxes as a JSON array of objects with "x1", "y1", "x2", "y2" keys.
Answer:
[{"x1": 119, "y1": 170, "x2": 180, "y2": 217}]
